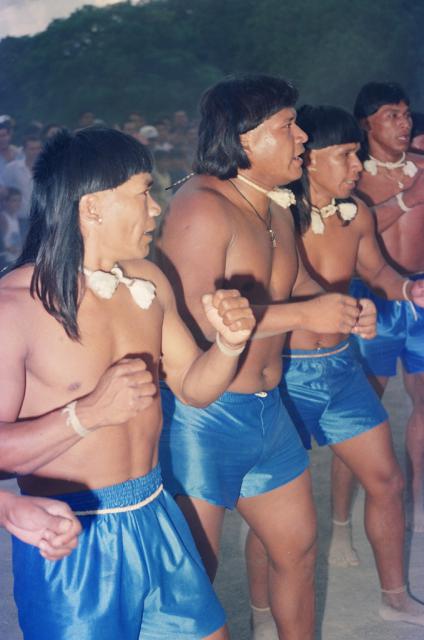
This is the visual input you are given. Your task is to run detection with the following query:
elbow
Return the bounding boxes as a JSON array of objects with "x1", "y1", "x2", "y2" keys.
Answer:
[
  {"x1": 178, "y1": 393, "x2": 211, "y2": 409},
  {"x1": 0, "y1": 453, "x2": 35, "y2": 477}
]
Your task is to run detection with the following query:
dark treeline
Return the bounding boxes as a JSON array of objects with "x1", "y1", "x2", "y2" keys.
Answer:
[{"x1": 0, "y1": 0, "x2": 423, "y2": 128}]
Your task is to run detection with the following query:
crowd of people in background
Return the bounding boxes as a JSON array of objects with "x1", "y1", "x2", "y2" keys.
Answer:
[
  {"x1": 1, "y1": 105, "x2": 424, "y2": 273},
  {"x1": 0, "y1": 108, "x2": 198, "y2": 270}
]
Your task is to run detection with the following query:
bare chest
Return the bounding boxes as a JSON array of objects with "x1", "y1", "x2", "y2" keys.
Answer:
[
  {"x1": 23, "y1": 289, "x2": 163, "y2": 414},
  {"x1": 300, "y1": 223, "x2": 359, "y2": 291},
  {"x1": 226, "y1": 209, "x2": 298, "y2": 302}
]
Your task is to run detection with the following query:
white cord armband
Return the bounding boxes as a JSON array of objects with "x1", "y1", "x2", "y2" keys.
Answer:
[
  {"x1": 215, "y1": 333, "x2": 246, "y2": 357},
  {"x1": 62, "y1": 401, "x2": 91, "y2": 438},
  {"x1": 402, "y1": 279, "x2": 411, "y2": 302},
  {"x1": 396, "y1": 192, "x2": 411, "y2": 213}
]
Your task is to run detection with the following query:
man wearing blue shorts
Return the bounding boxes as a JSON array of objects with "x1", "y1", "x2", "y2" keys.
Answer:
[
  {"x1": 331, "y1": 83, "x2": 424, "y2": 544},
  {"x1": 0, "y1": 127, "x2": 257, "y2": 639},
  {"x1": 245, "y1": 104, "x2": 424, "y2": 632},
  {"x1": 158, "y1": 76, "x2": 372, "y2": 640}
]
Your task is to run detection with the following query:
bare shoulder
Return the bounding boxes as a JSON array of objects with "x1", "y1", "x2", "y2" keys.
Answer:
[
  {"x1": 0, "y1": 265, "x2": 33, "y2": 302},
  {"x1": 352, "y1": 195, "x2": 372, "y2": 216},
  {"x1": 407, "y1": 151, "x2": 424, "y2": 169},
  {"x1": 164, "y1": 175, "x2": 236, "y2": 237},
  {"x1": 351, "y1": 195, "x2": 375, "y2": 229},
  {"x1": 0, "y1": 266, "x2": 34, "y2": 343}
]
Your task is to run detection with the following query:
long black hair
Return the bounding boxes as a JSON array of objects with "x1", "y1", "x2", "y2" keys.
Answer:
[
  {"x1": 16, "y1": 127, "x2": 152, "y2": 340},
  {"x1": 194, "y1": 74, "x2": 298, "y2": 179},
  {"x1": 290, "y1": 105, "x2": 362, "y2": 234}
]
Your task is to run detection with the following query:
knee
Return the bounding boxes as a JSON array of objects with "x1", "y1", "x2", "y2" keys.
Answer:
[
  {"x1": 269, "y1": 524, "x2": 318, "y2": 573},
  {"x1": 366, "y1": 465, "x2": 405, "y2": 501}
]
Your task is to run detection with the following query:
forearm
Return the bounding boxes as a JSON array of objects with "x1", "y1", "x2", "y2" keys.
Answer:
[
  {"x1": 361, "y1": 262, "x2": 407, "y2": 300},
  {"x1": 179, "y1": 339, "x2": 243, "y2": 407},
  {"x1": 251, "y1": 300, "x2": 313, "y2": 338},
  {"x1": 0, "y1": 409, "x2": 83, "y2": 475},
  {"x1": 373, "y1": 182, "x2": 421, "y2": 233},
  {"x1": 373, "y1": 194, "x2": 406, "y2": 233}
]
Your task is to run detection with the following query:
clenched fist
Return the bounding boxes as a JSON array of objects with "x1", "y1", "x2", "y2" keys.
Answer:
[
  {"x1": 202, "y1": 289, "x2": 255, "y2": 350},
  {"x1": 301, "y1": 293, "x2": 360, "y2": 335},
  {"x1": 77, "y1": 358, "x2": 156, "y2": 432},
  {"x1": 352, "y1": 298, "x2": 377, "y2": 340},
  {"x1": 0, "y1": 492, "x2": 81, "y2": 560}
]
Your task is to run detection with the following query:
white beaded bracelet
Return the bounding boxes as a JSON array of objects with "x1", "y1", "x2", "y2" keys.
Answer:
[
  {"x1": 215, "y1": 332, "x2": 246, "y2": 357},
  {"x1": 396, "y1": 192, "x2": 411, "y2": 213},
  {"x1": 62, "y1": 401, "x2": 91, "y2": 438}
]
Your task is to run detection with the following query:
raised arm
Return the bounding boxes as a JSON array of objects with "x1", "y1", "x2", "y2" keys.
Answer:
[
  {"x1": 355, "y1": 197, "x2": 424, "y2": 305},
  {"x1": 158, "y1": 266, "x2": 255, "y2": 407},
  {"x1": 366, "y1": 167, "x2": 424, "y2": 233}
]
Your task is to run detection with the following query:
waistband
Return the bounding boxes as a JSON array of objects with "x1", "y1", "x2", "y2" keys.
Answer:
[
  {"x1": 42, "y1": 465, "x2": 163, "y2": 516},
  {"x1": 282, "y1": 338, "x2": 350, "y2": 359},
  {"x1": 160, "y1": 380, "x2": 278, "y2": 405}
]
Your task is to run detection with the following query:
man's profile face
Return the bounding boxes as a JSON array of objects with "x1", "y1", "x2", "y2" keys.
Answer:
[
  {"x1": 243, "y1": 107, "x2": 307, "y2": 187},
  {"x1": 364, "y1": 101, "x2": 412, "y2": 155},
  {"x1": 307, "y1": 142, "x2": 362, "y2": 200},
  {"x1": 95, "y1": 172, "x2": 161, "y2": 260}
]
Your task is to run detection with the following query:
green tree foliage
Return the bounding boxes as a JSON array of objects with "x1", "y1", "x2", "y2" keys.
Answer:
[{"x1": 0, "y1": 0, "x2": 422, "y2": 127}]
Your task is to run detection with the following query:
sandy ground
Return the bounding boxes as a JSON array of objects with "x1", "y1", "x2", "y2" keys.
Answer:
[{"x1": 1, "y1": 372, "x2": 423, "y2": 639}]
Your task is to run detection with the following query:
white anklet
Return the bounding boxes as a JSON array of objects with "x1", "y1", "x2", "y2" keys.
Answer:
[
  {"x1": 62, "y1": 401, "x2": 90, "y2": 438},
  {"x1": 332, "y1": 518, "x2": 350, "y2": 526},
  {"x1": 381, "y1": 584, "x2": 407, "y2": 595},
  {"x1": 251, "y1": 604, "x2": 272, "y2": 613}
]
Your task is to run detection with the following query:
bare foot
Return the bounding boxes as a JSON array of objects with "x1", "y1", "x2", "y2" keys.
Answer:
[
  {"x1": 250, "y1": 607, "x2": 279, "y2": 640},
  {"x1": 379, "y1": 589, "x2": 424, "y2": 626},
  {"x1": 327, "y1": 520, "x2": 360, "y2": 568}
]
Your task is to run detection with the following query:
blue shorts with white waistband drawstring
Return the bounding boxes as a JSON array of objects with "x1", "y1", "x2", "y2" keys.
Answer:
[
  {"x1": 13, "y1": 465, "x2": 226, "y2": 640},
  {"x1": 159, "y1": 383, "x2": 309, "y2": 509},
  {"x1": 279, "y1": 339, "x2": 388, "y2": 449}
]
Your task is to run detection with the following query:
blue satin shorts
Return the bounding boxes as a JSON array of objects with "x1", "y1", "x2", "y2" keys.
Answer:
[
  {"x1": 12, "y1": 466, "x2": 225, "y2": 639},
  {"x1": 350, "y1": 275, "x2": 424, "y2": 376},
  {"x1": 159, "y1": 384, "x2": 309, "y2": 509},
  {"x1": 279, "y1": 340, "x2": 388, "y2": 449}
]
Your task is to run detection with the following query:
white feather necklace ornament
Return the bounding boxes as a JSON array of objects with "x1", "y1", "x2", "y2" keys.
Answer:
[
  {"x1": 83, "y1": 264, "x2": 156, "y2": 309},
  {"x1": 310, "y1": 199, "x2": 357, "y2": 235}
]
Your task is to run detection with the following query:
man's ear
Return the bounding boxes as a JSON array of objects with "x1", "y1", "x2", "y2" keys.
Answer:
[
  {"x1": 306, "y1": 149, "x2": 317, "y2": 171},
  {"x1": 79, "y1": 194, "x2": 103, "y2": 226},
  {"x1": 359, "y1": 117, "x2": 370, "y2": 132},
  {"x1": 239, "y1": 130, "x2": 252, "y2": 155}
]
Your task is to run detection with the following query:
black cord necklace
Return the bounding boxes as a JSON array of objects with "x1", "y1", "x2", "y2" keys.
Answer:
[{"x1": 229, "y1": 180, "x2": 276, "y2": 248}]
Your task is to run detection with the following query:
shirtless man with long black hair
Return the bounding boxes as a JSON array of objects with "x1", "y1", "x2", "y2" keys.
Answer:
[{"x1": 0, "y1": 126, "x2": 256, "y2": 640}]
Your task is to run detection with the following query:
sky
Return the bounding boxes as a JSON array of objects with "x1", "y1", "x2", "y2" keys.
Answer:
[{"x1": 0, "y1": 0, "x2": 125, "y2": 40}]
